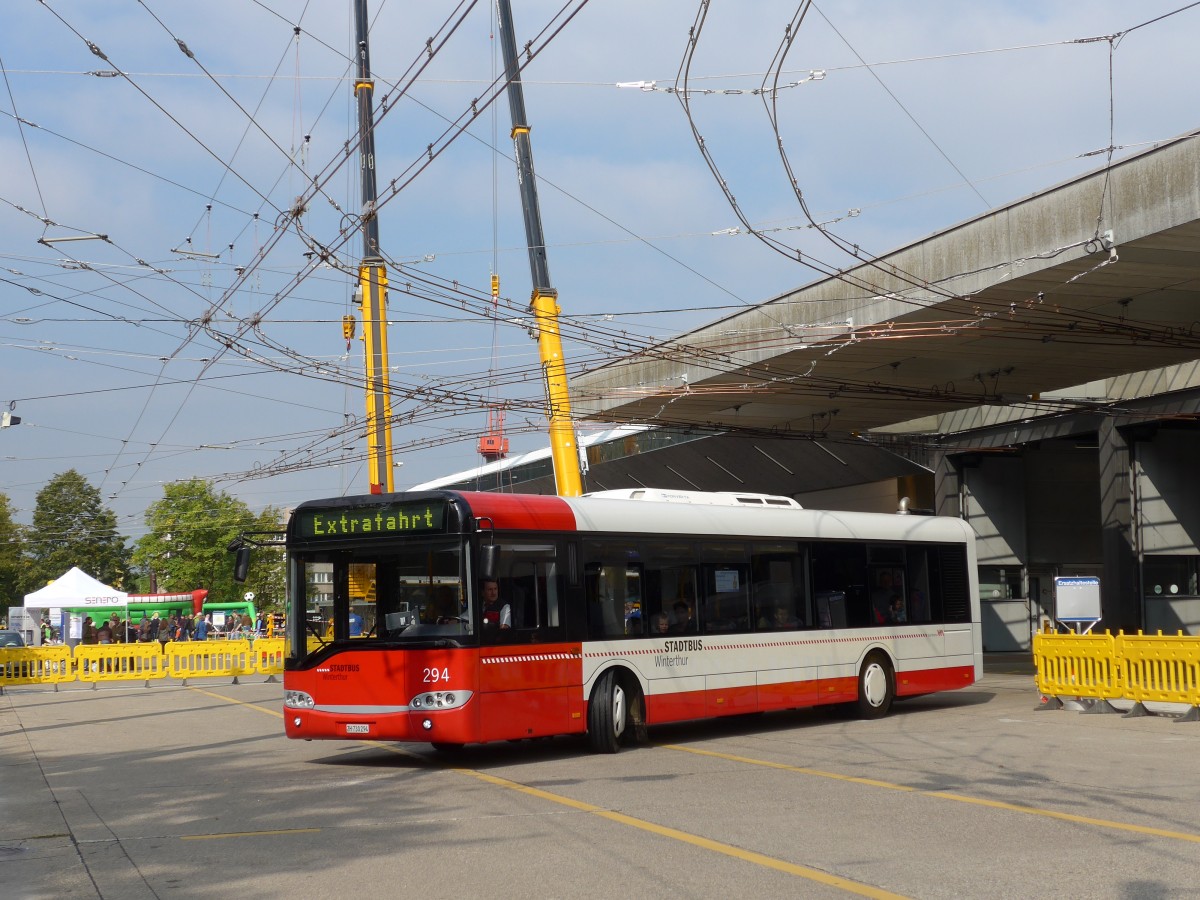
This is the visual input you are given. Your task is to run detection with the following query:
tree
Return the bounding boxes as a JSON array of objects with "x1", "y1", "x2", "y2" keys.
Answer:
[
  {"x1": 133, "y1": 479, "x2": 279, "y2": 606},
  {"x1": 25, "y1": 470, "x2": 129, "y2": 592},
  {"x1": 243, "y1": 506, "x2": 287, "y2": 613},
  {"x1": 0, "y1": 493, "x2": 25, "y2": 606}
]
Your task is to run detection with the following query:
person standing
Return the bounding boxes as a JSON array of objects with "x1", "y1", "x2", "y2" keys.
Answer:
[
  {"x1": 81, "y1": 616, "x2": 99, "y2": 645},
  {"x1": 193, "y1": 613, "x2": 209, "y2": 641}
]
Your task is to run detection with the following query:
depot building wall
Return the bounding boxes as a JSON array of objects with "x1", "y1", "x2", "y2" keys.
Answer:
[
  {"x1": 1135, "y1": 426, "x2": 1200, "y2": 633},
  {"x1": 932, "y1": 414, "x2": 1200, "y2": 649}
]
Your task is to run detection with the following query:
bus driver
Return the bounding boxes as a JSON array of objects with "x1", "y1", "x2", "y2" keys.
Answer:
[{"x1": 480, "y1": 577, "x2": 511, "y2": 630}]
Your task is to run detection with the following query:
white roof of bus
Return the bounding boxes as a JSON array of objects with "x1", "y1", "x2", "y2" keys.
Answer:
[
  {"x1": 564, "y1": 494, "x2": 974, "y2": 545},
  {"x1": 584, "y1": 488, "x2": 801, "y2": 508}
]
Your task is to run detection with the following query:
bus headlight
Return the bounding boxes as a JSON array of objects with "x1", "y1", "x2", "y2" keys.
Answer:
[
  {"x1": 285, "y1": 690, "x2": 315, "y2": 709},
  {"x1": 407, "y1": 690, "x2": 471, "y2": 711}
]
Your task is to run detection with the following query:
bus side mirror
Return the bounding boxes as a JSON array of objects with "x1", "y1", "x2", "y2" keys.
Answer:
[
  {"x1": 480, "y1": 544, "x2": 497, "y2": 580},
  {"x1": 233, "y1": 546, "x2": 251, "y2": 582}
]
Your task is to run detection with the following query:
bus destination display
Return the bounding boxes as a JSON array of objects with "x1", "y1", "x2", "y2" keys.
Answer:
[{"x1": 296, "y1": 501, "x2": 445, "y2": 539}]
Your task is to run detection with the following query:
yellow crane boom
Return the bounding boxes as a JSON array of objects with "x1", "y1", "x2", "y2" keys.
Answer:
[{"x1": 497, "y1": 0, "x2": 583, "y2": 497}]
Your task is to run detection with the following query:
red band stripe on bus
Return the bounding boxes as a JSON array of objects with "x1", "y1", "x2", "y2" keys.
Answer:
[{"x1": 482, "y1": 653, "x2": 581, "y2": 664}]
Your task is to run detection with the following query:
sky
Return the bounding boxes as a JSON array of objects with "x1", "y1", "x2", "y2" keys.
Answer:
[{"x1": 2, "y1": 0, "x2": 1198, "y2": 542}]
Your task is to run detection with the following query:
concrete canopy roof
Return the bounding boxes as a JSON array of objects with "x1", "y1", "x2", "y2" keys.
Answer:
[{"x1": 571, "y1": 132, "x2": 1200, "y2": 438}]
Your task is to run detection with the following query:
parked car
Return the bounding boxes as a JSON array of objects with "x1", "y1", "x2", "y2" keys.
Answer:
[{"x1": 0, "y1": 629, "x2": 26, "y2": 647}]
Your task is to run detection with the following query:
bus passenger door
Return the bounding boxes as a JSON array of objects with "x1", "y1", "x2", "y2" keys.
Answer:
[{"x1": 477, "y1": 542, "x2": 579, "y2": 740}]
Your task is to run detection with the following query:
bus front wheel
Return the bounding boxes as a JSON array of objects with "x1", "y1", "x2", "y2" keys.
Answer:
[
  {"x1": 856, "y1": 652, "x2": 894, "y2": 719},
  {"x1": 587, "y1": 669, "x2": 627, "y2": 753}
]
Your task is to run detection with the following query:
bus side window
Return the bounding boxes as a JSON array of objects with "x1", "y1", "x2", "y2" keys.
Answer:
[
  {"x1": 481, "y1": 543, "x2": 562, "y2": 643},
  {"x1": 585, "y1": 563, "x2": 618, "y2": 637},
  {"x1": 643, "y1": 555, "x2": 697, "y2": 636},
  {"x1": 751, "y1": 545, "x2": 806, "y2": 631},
  {"x1": 507, "y1": 561, "x2": 558, "y2": 631},
  {"x1": 702, "y1": 563, "x2": 749, "y2": 633},
  {"x1": 581, "y1": 539, "x2": 646, "y2": 640},
  {"x1": 811, "y1": 542, "x2": 868, "y2": 628}
]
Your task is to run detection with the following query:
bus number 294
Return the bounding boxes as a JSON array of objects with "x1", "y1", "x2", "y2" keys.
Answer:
[{"x1": 423, "y1": 667, "x2": 450, "y2": 683}]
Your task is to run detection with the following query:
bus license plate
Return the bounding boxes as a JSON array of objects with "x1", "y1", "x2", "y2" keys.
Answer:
[{"x1": 345, "y1": 723, "x2": 370, "y2": 734}]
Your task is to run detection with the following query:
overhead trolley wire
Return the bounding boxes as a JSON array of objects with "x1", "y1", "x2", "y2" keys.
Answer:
[{"x1": 0, "y1": 49, "x2": 50, "y2": 226}]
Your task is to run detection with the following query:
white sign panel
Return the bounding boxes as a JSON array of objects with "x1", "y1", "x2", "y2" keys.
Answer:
[{"x1": 1055, "y1": 576, "x2": 1101, "y2": 623}]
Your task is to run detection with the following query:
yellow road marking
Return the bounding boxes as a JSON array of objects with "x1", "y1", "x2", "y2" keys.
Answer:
[
  {"x1": 182, "y1": 828, "x2": 321, "y2": 841},
  {"x1": 925, "y1": 791, "x2": 1200, "y2": 844},
  {"x1": 665, "y1": 743, "x2": 1200, "y2": 846},
  {"x1": 190, "y1": 686, "x2": 283, "y2": 718},
  {"x1": 665, "y1": 745, "x2": 918, "y2": 791},
  {"x1": 194, "y1": 688, "x2": 905, "y2": 896},
  {"x1": 462, "y1": 769, "x2": 907, "y2": 899}
]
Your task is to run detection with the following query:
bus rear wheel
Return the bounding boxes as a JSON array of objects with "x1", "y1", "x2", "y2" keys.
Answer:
[
  {"x1": 856, "y1": 652, "x2": 894, "y2": 719},
  {"x1": 587, "y1": 669, "x2": 628, "y2": 753}
]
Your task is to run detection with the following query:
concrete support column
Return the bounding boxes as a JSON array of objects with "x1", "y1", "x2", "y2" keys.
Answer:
[
  {"x1": 1097, "y1": 419, "x2": 1140, "y2": 632},
  {"x1": 932, "y1": 450, "x2": 962, "y2": 519}
]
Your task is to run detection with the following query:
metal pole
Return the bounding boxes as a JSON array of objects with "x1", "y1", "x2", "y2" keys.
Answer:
[
  {"x1": 353, "y1": 0, "x2": 394, "y2": 494},
  {"x1": 496, "y1": 0, "x2": 583, "y2": 496}
]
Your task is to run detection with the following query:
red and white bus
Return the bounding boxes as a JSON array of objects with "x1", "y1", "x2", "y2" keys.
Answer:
[{"x1": 282, "y1": 488, "x2": 980, "y2": 752}]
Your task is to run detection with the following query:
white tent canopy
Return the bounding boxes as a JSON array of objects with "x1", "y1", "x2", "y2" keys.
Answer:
[{"x1": 24, "y1": 566, "x2": 127, "y2": 608}]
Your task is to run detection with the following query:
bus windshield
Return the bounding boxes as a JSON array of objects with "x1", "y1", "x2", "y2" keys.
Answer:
[{"x1": 290, "y1": 536, "x2": 472, "y2": 652}]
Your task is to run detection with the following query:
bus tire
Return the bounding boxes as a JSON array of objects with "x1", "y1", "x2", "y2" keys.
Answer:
[
  {"x1": 856, "y1": 652, "x2": 894, "y2": 719},
  {"x1": 587, "y1": 669, "x2": 627, "y2": 753}
]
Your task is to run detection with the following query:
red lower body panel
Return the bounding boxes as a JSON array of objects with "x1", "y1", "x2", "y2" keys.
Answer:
[
  {"x1": 284, "y1": 643, "x2": 586, "y2": 744},
  {"x1": 895, "y1": 664, "x2": 975, "y2": 697},
  {"x1": 285, "y1": 647, "x2": 975, "y2": 743},
  {"x1": 642, "y1": 664, "x2": 975, "y2": 725}
]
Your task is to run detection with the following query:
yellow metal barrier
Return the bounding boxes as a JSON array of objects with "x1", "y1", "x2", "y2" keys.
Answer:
[
  {"x1": 1, "y1": 639, "x2": 285, "y2": 690},
  {"x1": 169, "y1": 640, "x2": 255, "y2": 683},
  {"x1": 0, "y1": 645, "x2": 72, "y2": 689},
  {"x1": 75, "y1": 644, "x2": 169, "y2": 685},
  {"x1": 254, "y1": 638, "x2": 284, "y2": 677},
  {"x1": 1120, "y1": 632, "x2": 1200, "y2": 708},
  {"x1": 1033, "y1": 631, "x2": 1122, "y2": 701}
]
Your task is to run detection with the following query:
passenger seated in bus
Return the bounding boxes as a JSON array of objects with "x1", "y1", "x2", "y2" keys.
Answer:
[
  {"x1": 651, "y1": 612, "x2": 670, "y2": 635},
  {"x1": 772, "y1": 605, "x2": 799, "y2": 629},
  {"x1": 759, "y1": 605, "x2": 798, "y2": 629},
  {"x1": 480, "y1": 577, "x2": 511, "y2": 629},
  {"x1": 888, "y1": 595, "x2": 907, "y2": 624},
  {"x1": 668, "y1": 600, "x2": 694, "y2": 634},
  {"x1": 624, "y1": 599, "x2": 642, "y2": 634}
]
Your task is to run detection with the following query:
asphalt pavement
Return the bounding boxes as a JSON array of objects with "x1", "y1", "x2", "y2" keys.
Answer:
[{"x1": 6, "y1": 657, "x2": 1199, "y2": 900}]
